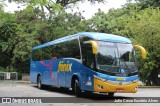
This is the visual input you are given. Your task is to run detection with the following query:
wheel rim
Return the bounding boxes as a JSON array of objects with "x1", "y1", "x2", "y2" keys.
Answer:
[
  {"x1": 75, "y1": 79, "x2": 81, "y2": 96},
  {"x1": 74, "y1": 80, "x2": 78, "y2": 93},
  {"x1": 38, "y1": 77, "x2": 41, "y2": 88}
]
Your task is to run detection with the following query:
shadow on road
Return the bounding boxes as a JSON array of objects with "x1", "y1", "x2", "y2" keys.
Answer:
[{"x1": 31, "y1": 84, "x2": 131, "y2": 102}]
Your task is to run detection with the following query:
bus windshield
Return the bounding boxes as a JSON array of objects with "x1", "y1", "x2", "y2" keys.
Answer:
[{"x1": 96, "y1": 41, "x2": 137, "y2": 74}]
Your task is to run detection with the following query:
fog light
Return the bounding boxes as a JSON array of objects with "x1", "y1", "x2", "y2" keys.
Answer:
[
  {"x1": 98, "y1": 84, "x2": 104, "y2": 89},
  {"x1": 134, "y1": 87, "x2": 137, "y2": 90}
]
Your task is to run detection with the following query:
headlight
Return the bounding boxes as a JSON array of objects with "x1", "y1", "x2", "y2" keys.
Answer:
[{"x1": 94, "y1": 75, "x2": 106, "y2": 82}]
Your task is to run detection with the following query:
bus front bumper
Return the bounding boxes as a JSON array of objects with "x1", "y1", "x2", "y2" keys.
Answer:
[{"x1": 94, "y1": 77, "x2": 138, "y2": 93}]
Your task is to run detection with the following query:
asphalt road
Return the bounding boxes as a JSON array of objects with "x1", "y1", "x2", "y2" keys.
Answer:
[{"x1": 0, "y1": 82, "x2": 160, "y2": 106}]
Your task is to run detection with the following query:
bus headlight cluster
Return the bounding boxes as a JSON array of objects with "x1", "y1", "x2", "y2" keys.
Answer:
[
  {"x1": 98, "y1": 84, "x2": 104, "y2": 89},
  {"x1": 94, "y1": 75, "x2": 106, "y2": 82}
]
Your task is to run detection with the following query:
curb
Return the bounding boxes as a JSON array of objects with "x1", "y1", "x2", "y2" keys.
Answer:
[
  {"x1": 0, "y1": 81, "x2": 31, "y2": 84},
  {"x1": 139, "y1": 86, "x2": 160, "y2": 88},
  {"x1": 16, "y1": 81, "x2": 31, "y2": 84}
]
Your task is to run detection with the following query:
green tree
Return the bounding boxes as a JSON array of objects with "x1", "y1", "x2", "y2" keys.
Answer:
[
  {"x1": 0, "y1": 4, "x2": 92, "y2": 73},
  {"x1": 6, "y1": 0, "x2": 107, "y2": 19},
  {"x1": 135, "y1": 0, "x2": 160, "y2": 8},
  {"x1": 0, "y1": 7, "x2": 17, "y2": 70},
  {"x1": 124, "y1": 7, "x2": 160, "y2": 85}
]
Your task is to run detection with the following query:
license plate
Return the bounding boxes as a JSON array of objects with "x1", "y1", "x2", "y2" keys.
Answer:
[{"x1": 116, "y1": 88, "x2": 124, "y2": 92}]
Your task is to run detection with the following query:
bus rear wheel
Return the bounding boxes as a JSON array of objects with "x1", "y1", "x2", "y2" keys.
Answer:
[
  {"x1": 37, "y1": 75, "x2": 43, "y2": 89},
  {"x1": 73, "y1": 79, "x2": 81, "y2": 97}
]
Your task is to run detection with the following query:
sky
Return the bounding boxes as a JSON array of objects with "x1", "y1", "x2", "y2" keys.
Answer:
[
  {"x1": 4, "y1": 0, "x2": 127, "y2": 19},
  {"x1": 66, "y1": 0, "x2": 127, "y2": 19}
]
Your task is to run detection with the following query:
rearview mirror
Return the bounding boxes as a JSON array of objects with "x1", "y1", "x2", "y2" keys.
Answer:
[
  {"x1": 84, "y1": 40, "x2": 98, "y2": 54},
  {"x1": 134, "y1": 45, "x2": 146, "y2": 59}
]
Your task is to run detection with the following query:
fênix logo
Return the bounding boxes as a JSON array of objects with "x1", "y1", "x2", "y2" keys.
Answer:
[{"x1": 57, "y1": 61, "x2": 72, "y2": 72}]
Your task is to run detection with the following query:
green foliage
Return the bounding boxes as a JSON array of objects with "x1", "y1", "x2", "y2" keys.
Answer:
[
  {"x1": 124, "y1": 7, "x2": 160, "y2": 85},
  {"x1": 0, "y1": 1, "x2": 91, "y2": 74},
  {"x1": 6, "y1": 0, "x2": 106, "y2": 19},
  {"x1": 0, "y1": 20, "x2": 17, "y2": 67},
  {"x1": 136, "y1": 0, "x2": 160, "y2": 8}
]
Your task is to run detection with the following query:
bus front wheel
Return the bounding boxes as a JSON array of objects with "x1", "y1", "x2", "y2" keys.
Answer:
[{"x1": 73, "y1": 79, "x2": 81, "y2": 97}]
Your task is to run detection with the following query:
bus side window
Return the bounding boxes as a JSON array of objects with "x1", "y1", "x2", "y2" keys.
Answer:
[
  {"x1": 32, "y1": 49, "x2": 42, "y2": 61},
  {"x1": 65, "y1": 39, "x2": 80, "y2": 59},
  {"x1": 42, "y1": 47, "x2": 52, "y2": 60}
]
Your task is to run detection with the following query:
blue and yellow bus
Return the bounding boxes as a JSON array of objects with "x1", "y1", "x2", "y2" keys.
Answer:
[{"x1": 30, "y1": 32, "x2": 146, "y2": 96}]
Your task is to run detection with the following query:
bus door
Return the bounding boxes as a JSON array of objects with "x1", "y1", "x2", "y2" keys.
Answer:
[{"x1": 81, "y1": 44, "x2": 95, "y2": 90}]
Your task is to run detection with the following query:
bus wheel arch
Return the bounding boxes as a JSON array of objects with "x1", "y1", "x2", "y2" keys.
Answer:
[{"x1": 71, "y1": 75, "x2": 81, "y2": 97}]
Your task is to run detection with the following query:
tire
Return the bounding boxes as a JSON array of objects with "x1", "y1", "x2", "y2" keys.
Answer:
[
  {"x1": 60, "y1": 87, "x2": 69, "y2": 90},
  {"x1": 37, "y1": 76, "x2": 43, "y2": 89},
  {"x1": 108, "y1": 92, "x2": 114, "y2": 96},
  {"x1": 73, "y1": 79, "x2": 81, "y2": 97}
]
